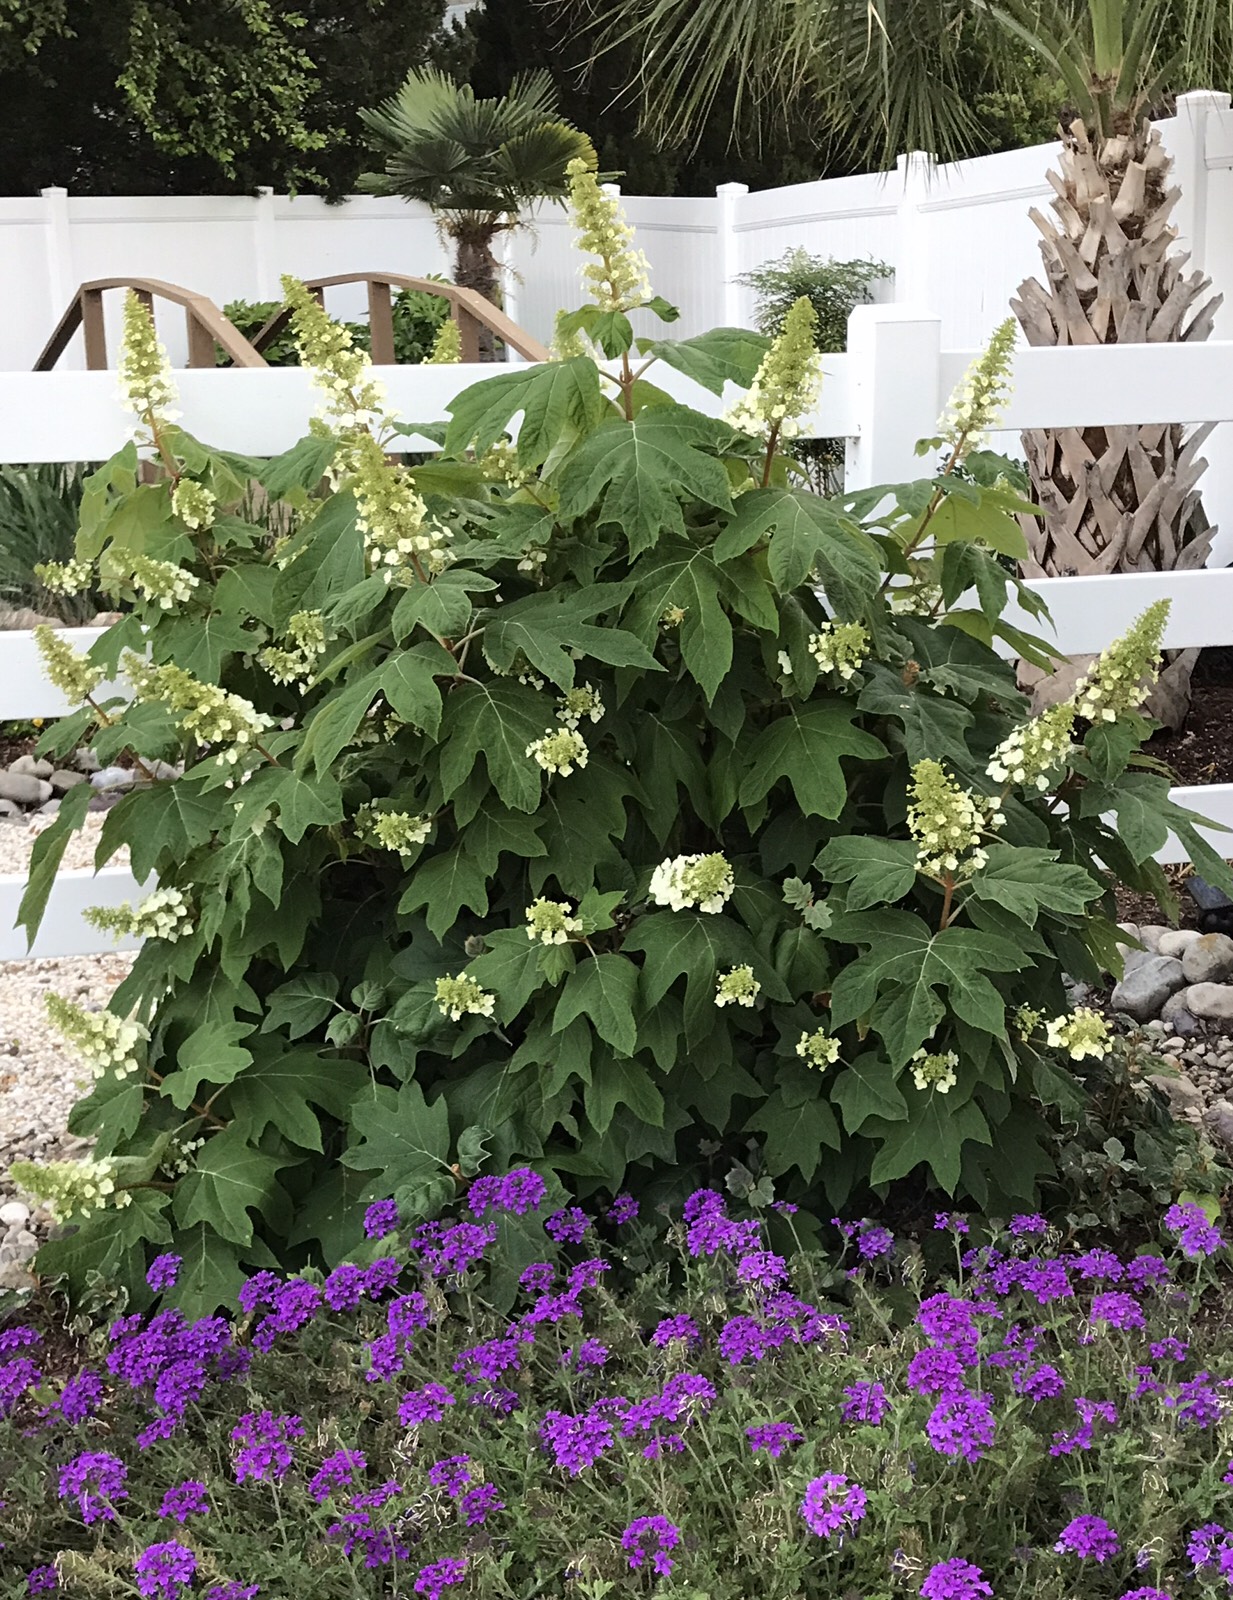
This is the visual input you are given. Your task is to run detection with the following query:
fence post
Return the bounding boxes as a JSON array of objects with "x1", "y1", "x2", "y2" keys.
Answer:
[
  {"x1": 1170, "y1": 91, "x2": 1231, "y2": 278},
  {"x1": 716, "y1": 182, "x2": 749, "y2": 326},
  {"x1": 893, "y1": 152, "x2": 933, "y2": 307},
  {"x1": 41, "y1": 186, "x2": 74, "y2": 322},
  {"x1": 843, "y1": 304, "x2": 943, "y2": 491},
  {"x1": 501, "y1": 225, "x2": 521, "y2": 362},
  {"x1": 253, "y1": 186, "x2": 279, "y2": 300}
]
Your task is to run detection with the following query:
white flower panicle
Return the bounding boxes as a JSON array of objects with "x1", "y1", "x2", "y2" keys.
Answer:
[
  {"x1": 434, "y1": 975, "x2": 496, "y2": 1023},
  {"x1": 118, "y1": 291, "x2": 180, "y2": 425},
  {"x1": 128, "y1": 555, "x2": 200, "y2": 611},
  {"x1": 725, "y1": 297, "x2": 822, "y2": 441},
  {"x1": 259, "y1": 609, "x2": 328, "y2": 688},
  {"x1": 361, "y1": 808, "x2": 432, "y2": 854},
  {"x1": 987, "y1": 702, "x2": 1077, "y2": 791},
  {"x1": 281, "y1": 274, "x2": 388, "y2": 432},
  {"x1": 550, "y1": 309, "x2": 588, "y2": 362},
  {"x1": 1073, "y1": 601, "x2": 1169, "y2": 723},
  {"x1": 9, "y1": 1156, "x2": 130, "y2": 1225},
  {"x1": 47, "y1": 993, "x2": 148, "y2": 1081},
  {"x1": 171, "y1": 478, "x2": 217, "y2": 532},
  {"x1": 715, "y1": 965, "x2": 761, "y2": 1008},
  {"x1": 1014, "y1": 1004, "x2": 1043, "y2": 1042},
  {"x1": 649, "y1": 852, "x2": 735, "y2": 914},
  {"x1": 556, "y1": 684, "x2": 605, "y2": 729},
  {"x1": 1046, "y1": 1008, "x2": 1112, "y2": 1061},
  {"x1": 525, "y1": 898, "x2": 583, "y2": 945},
  {"x1": 350, "y1": 432, "x2": 452, "y2": 582},
  {"x1": 35, "y1": 625, "x2": 102, "y2": 703},
  {"x1": 527, "y1": 727, "x2": 589, "y2": 777},
  {"x1": 907, "y1": 759, "x2": 1001, "y2": 878},
  {"x1": 425, "y1": 318, "x2": 462, "y2": 364},
  {"x1": 808, "y1": 622, "x2": 870, "y2": 680},
  {"x1": 124, "y1": 653, "x2": 274, "y2": 766},
  {"x1": 937, "y1": 317, "x2": 1017, "y2": 461},
  {"x1": 911, "y1": 1049, "x2": 959, "y2": 1093},
  {"x1": 797, "y1": 1028, "x2": 841, "y2": 1071},
  {"x1": 566, "y1": 156, "x2": 653, "y2": 312},
  {"x1": 84, "y1": 887, "x2": 194, "y2": 944},
  {"x1": 660, "y1": 605, "x2": 686, "y2": 629},
  {"x1": 36, "y1": 558, "x2": 93, "y2": 596}
]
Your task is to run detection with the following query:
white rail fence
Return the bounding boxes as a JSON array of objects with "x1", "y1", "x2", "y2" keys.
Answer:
[{"x1": 3, "y1": 306, "x2": 1233, "y2": 957}]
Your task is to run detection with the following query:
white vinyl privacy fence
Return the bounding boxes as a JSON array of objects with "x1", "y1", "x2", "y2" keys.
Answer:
[{"x1": 3, "y1": 306, "x2": 1233, "y2": 957}]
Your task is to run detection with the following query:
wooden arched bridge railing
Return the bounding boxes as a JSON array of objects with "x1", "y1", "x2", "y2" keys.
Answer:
[
  {"x1": 34, "y1": 278, "x2": 268, "y2": 371},
  {"x1": 240, "y1": 273, "x2": 551, "y2": 367}
]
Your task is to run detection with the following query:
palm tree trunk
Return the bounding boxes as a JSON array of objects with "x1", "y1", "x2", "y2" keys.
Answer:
[
  {"x1": 451, "y1": 224, "x2": 503, "y2": 362},
  {"x1": 1011, "y1": 116, "x2": 1222, "y2": 729}
]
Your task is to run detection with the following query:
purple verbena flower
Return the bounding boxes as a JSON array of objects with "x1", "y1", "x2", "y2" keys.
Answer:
[
  {"x1": 800, "y1": 1474, "x2": 868, "y2": 1540},
  {"x1": 560, "y1": 1339, "x2": 609, "y2": 1370},
  {"x1": 934, "y1": 1212, "x2": 970, "y2": 1235},
  {"x1": 545, "y1": 1207, "x2": 590, "y2": 1245},
  {"x1": 1164, "y1": 1202, "x2": 1225, "y2": 1259},
  {"x1": 1167, "y1": 1372, "x2": 1222, "y2": 1428},
  {"x1": 856, "y1": 1222, "x2": 894, "y2": 1261},
  {"x1": 540, "y1": 1407, "x2": 613, "y2": 1473},
  {"x1": 737, "y1": 1251, "x2": 788, "y2": 1289},
  {"x1": 1014, "y1": 1363, "x2": 1065, "y2": 1402},
  {"x1": 1055, "y1": 1515, "x2": 1120, "y2": 1563},
  {"x1": 1008, "y1": 1213, "x2": 1048, "y2": 1236},
  {"x1": 324, "y1": 1264, "x2": 368, "y2": 1312},
  {"x1": 926, "y1": 1391, "x2": 996, "y2": 1462},
  {"x1": 158, "y1": 1480, "x2": 208, "y2": 1523},
  {"x1": 1118, "y1": 1590, "x2": 1172, "y2": 1600},
  {"x1": 746, "y1": 1422, "x2": 803, "y2": 1458},
  {"x1": 908, "y1": 1347, "x2": 968, "y2": 1396},
  {"x1": 607, "y1": 1193, "x2": 638, "y2": 1225},
  {"x1": 363, "y1": 1199, "x2": 400, "y2": 1239},
  {"x1": 920, "y1": 1558, "x2": 993, "y2": 1599},
  {"x1": 26, "y1": 1567, "x2": 57, "y2": 1595},
  {"x1": 58, "y1": 1450, "x2": 128, "y2": 1524},
  {"x1": 1188, "y1": 1523, "x2": 1233, "y2": 1572},
  {"x1": 842, "y1": 1381, "x2": 890, "y2": 1425},
  {"x1": 57, "y1": 1367, "x2": 103, "y2": 1425},
  {"x1": 428, "y1": 1455, "x2": 471, "y2": 1496},
  {"x1": 621, "y1": 1515, "x2": 681, "y2": 1577},
  {"x1": 413, "y1": 1558, "x2": 467, "y2": 1600},
  {"x1": 203, "y1": 1587, "x2": 260, "y2": 1600},
  {"x1": 231, "y1": 1410, "x2": 303, "y2": 1484},
  {"x1": 1090, "y1": 1291, "x2": 1144, "y2": 1331},
  {"x1": 652, "y1": 1314, "x2": 700, "y2": 1347},
  {"x1": 308, "y1": 1450, "x2": 367, "y2": 1504},
  {"x1": 0, "y1": 1357, "x2": 40, "y2": 1417},
  {"x1": 146, "y1": 1255, "x2": 181, "y2": 1293},
  {"x1": 459, "y1": 1482, "x2": 503, "y2": 1525},
  {"x1": 399, "y1": 1383, "x2": 456, "y2": 1426},
  {"x1": 133, "y1": 1540, "x2": 196, "y2": 1600},
  {"x1": 519, "y1": 1263, "x2": 555, "y2": 1295},
  {"x1": 498, "y1": 1169, "x2": 546, "y2": 1215}
]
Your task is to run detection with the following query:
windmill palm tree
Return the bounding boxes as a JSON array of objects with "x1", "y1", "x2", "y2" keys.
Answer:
[
  {"x1": 588, "y1": 0, "x2": 1233, "y2": 723},
  {"x1": 360, "y1": 68, "x2": 592, "y2": 355}
]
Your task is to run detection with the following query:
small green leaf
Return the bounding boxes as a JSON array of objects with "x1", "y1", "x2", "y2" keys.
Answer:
[
  {"x1": 745, "y1": 1089, "x2": 840, "y2": 1182},
  {"x1": 392, "y1": 570, "x2": 496, "y2": 644},
  {"x1": 16, "y1": 781, "x2": 92, "y2": 945},
  {"x1": 585, "y1": 1058, "x2": 664, "y2": 1134},
  {"x1": 640, "y1": 327, "x2": 770, "y2": 394},
  {"x1": 739, "y1": 703, "x2": 886, "y2": 820},
  {"x1": 174, "y1": 1129, "x2": 293, "y2": 1247},
  {"x1": 261, "y1": 973, "x2": 339, "y2": 1039},
  {"x1": 381, "y1": 640, "x2": 457, "y2": 737}
]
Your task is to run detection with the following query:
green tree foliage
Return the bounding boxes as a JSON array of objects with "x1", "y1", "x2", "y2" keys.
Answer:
[
  {"x1": 0, "y1": 0, "x2": 470, "y2": 197},
  {"x1": 584, "y1": 0, "x2": 1233, "y2": 171},
  {"x1": 18, "y1": 192, "x2": 1227, "y2": 1314}
]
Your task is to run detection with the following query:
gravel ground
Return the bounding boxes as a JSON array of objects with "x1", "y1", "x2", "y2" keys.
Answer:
[{"x1": 0, "y1": 815, "x2": 134, "y2": 1286}]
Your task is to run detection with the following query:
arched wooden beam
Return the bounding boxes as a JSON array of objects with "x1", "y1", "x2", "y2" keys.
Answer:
[
  {"x1": 34, "y1": 278, "x2": 267, "y2": 371},
  {"x1": 242, "y1": 272, "x2": 551, "y2": 366}
]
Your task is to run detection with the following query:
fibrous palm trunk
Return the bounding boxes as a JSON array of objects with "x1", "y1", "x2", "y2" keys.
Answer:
[
  {"x1": 450, "y1": 221, "x2": 504, "y2": 362},
  {"x1": 1012, "y1": 115, "x2": 1222, "y2": 729}
]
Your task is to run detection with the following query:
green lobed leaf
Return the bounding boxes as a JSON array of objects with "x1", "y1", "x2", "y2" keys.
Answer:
[
  {"x1": 713, "y1": 485, "x2": 882, "y2": 614},
  {"x1": 163, "y1": 1020, "x2": 255, "y2": 1108},
  {"x1": 815, "y1": 836, "x2": 919, "y2": 911},
  {"x1": 966, "y1": 845, "x2": 1099, "y2": 926},
  {"x1": 557, "y1": 411, "x2": 734, "y2": 559},
  {"x1": 739, "y1": 703, "x2": 887, "y2": 820},
  {"x1": 174, "y1": 1129, "x2": 294, "y2": 1247},
  {"x1": 745, "y1": 1089, "x2": 840, "y2": 1183},
  {"x1": 638, "y1": 327, "x2": 770, "y2": 395},
  {"x1": 16, "y1": 781, "x2": 93, "y2": 945},
  {"x1": 444, "y1": 357, "x2": 607, "y2": 467},
  {"x1": 553, "y1": 954, "x2": 640, "y2": 1058}
]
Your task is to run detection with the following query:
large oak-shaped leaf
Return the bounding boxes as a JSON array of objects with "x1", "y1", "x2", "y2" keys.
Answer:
[
  {"x1": 739, "y1": 703, "x2": 886, "y2": 820},
  {"x1": 557, "y1": 411, "x2": 734, "y2": 558},
  {"x1": 713, "y1": 485, "x2": 882, "y2": 614},
  {"x1": 827, "y1": 908, "x2": 1029, "y2": 1066}
]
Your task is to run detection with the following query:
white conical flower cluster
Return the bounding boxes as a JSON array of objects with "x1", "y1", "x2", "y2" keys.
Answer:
[
  {"x1": 649, "y1": 853, "x2": 734, "y2": 914},
  {"x1": 907, "y1": 760, "x2": 1002, "y2": 878}
]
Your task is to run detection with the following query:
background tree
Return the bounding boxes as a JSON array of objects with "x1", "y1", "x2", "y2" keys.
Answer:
[
  {"x1": 358, "y1": 68, "x2": 590, "y2": 345},
  {"x1": 0, "y1": 0, "x2": 470, "y2": 198}
]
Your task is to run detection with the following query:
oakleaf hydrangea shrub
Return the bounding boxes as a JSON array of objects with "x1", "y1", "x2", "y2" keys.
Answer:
[
  {"x1": 3, "y1": 1182, "x2": 1233, "y2": 1599},
  {"x1": 16, "y1": 159, "x2": 1230, "y2": 1311}
]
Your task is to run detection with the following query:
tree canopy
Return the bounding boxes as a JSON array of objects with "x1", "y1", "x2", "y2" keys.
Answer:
[{"x1": 0, "y1": 0, "x2": 469, "y2": 197}]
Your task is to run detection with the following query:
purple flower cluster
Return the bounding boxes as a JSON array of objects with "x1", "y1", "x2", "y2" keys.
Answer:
[
  {"x1": 746, "y1": 1422, "x2": 803, "y2": 1458},
  {"x1": 133, "y1": 1540, "x2": 196, "y2": 1600},
  {"x1": 920, "y1": 1559, "x2": 993, "y2": 1599},
  {"x1": 799, "y1": 1474, "x2": 868, "y2": 1540},
  {"x1": 230, "y1": 1410, "x2": 304, "y2": 1484},
  {"x1": 621, "y1": 1515, "x2": 681, "y2": 1577},
  {"x1": 58, "y1": 1450, "x2": 128, "y2": 1524},
  {"x1": 1164, "y1": 1201, "x2": 1225, "y2": 1259},
  {"x1": 1055, "y1": 1514, "x2": 1121, "y2": 1563}
]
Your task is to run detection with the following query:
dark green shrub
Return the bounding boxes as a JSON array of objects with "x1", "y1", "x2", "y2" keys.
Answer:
[
  {"x1": 15, "y1": 170, "x2": 1227, "y2": 1313},
  {"x1": 220, "y1": 286, "x2": 449, "y2": 367}
]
